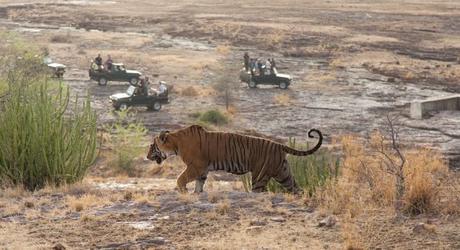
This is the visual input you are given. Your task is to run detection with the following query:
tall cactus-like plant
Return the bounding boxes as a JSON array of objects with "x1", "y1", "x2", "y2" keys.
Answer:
[{"x1": 0, "y1": 79, "x2": 97, "y2": 191}]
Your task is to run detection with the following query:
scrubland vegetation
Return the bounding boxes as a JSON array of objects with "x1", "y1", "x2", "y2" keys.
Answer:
[
  {"x1": 104, "y1": 110, "x2": 148, "y2": 176},
  {"x1": 1, "y1": 0, "x2": 460, "y2": 247},
  {"x1": 0, "y1": 33, "x2": 97, "y2": 191}
]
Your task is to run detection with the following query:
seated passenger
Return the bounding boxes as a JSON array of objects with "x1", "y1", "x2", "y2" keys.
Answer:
[{"x1": 156, "y1": 80, "x2": 168, "y2": 96}]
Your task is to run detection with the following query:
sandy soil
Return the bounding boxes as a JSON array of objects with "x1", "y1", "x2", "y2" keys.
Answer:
[{"x1": 1, "y1": 0, "x2": 460, "y2": 249}]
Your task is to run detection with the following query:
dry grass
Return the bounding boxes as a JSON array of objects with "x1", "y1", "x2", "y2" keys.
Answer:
[
  {"x1": 180, "y1": 85, "x2": 200, "y2": 96},
  {"x1": 178, "y1": 193, "x2": 199, "y2": 204},
  {"x1": 313, "y1": 134, "x2": 460, "y2": 249},
  {"x1": 342, "y1": 220, "x2": 364, "y2": 250},
  {"x1": 133, "y1": 191, "x2": 155, "y2": 205},
  {"x1": 49, "y1": 34, "x2": 73, "y2": 43},
  {"x1": 0, "y1": 186, "x2": 30, "y2": 199},
  {"x1": 317, "y1": 133, "x2": 458, "y2": 216},
  {"x1": 207, "y1": 191, "x2": 220, "y2": 203},
  {"x1": 66, "y1": 194, "x2": 107, "y2": 212},
  {"x1": 215, "y1": 199, "x2": 230, "y2": 215},
  {"x1": 274, "y1": 93, "x2": 292, "y2": 106},
  {"x1": 216, "y1": 44, "x2": 231, "y2": 56}
]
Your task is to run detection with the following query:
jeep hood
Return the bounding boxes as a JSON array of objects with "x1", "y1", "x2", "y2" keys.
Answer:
[
  {"x1": 276, "y1": 73, "x2": 292, "y2": 79},
  {"x1": 126, "y1": 70, "x2": 142, "y2": 75},
  {"x1": 110, "y1": 93, "x2": 131, "y2": 100}
]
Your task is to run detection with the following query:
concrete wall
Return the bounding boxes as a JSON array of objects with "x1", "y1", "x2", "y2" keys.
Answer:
[{"x1": 410, "y1": 95, "x2": 460, "y2": 119}]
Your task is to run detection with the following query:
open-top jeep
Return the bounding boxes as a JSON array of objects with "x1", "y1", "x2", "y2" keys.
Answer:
[
  {"x1": 109, "y1": 85, "x2": 169, "y2": 111},
  {"x1": 89, "y1": 63, "x2": 142, "y2": 86},
  {"x1": 47, "y1": 62, "x2": 66, "y2": 78},
  {"x1": 239, "y1": 68, "x2": 292, "y2": 89}
]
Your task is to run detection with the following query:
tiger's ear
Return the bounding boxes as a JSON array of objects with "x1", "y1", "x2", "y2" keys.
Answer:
[{"x1": 159, "y1": 130, "x2": 170, "y2": 143}]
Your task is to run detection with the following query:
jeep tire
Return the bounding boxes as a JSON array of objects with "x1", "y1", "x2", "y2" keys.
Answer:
[
  {"x1": 98, "y1": 77, "x2": 108, "y2": 86},
  {"x1": 149, "y1": 101, "x2": 162, "y2": 111},
  {"x1": 248, "y1": 81, "x2": 257, "y2": 88},
  {"x1": 130, "y1": 78, "x2": 139, "y2": 86},
  {"x1": 279, "y1": 82, "x2": 289, "y2": 89}
]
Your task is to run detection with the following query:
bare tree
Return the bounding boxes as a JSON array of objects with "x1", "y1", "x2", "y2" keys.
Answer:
[
  {"x1": 371, "y1": 115, "x2": 406, "y2": 211},
  {"x1": 213, "y1": 45, "x2": 240, "y2": 110}
]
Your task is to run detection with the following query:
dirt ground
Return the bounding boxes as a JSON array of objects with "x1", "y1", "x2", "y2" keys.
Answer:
[
  {"x1": 1, "y1": 0, "x2": 460, "y2": 249},
  {"x1": 1, "y1": 176, "x2": 459, "y2": 250}
]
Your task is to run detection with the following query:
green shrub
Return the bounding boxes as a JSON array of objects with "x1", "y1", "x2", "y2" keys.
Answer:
[
  {"x1": 195, "y1": 109, "x2": 229, "y2": 126},
  {"x1": 0, "y1": 81, "x2": 97, "y2": 191},
  {"x1": 0, "y1": 33, "x2": 97, "y2": 191},
  {"x1": 105, "y1": 110, "x2": 147, "y2": 176},
  {"x1": 241, "y1": 138, "x2": 339, "y2": 195}
]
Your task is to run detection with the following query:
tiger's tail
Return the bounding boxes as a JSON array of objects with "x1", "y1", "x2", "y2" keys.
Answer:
[{"x1": 282, "y1": 129, "x2": 323, "y2": 156}]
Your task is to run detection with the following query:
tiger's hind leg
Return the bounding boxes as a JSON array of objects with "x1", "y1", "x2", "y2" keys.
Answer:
[
  {"x1": 251, "y1": 174, "x2": 270, "y2": 193},
  {"x1": 274, "y1": 160, "x2": 301, "y2": 194}
]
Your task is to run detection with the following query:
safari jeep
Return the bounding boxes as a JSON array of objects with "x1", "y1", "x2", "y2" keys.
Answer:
[
  {"x1": 47, "y1": 62, "x2": 66, "y2": 78},
  {"x1": 109, "y1": 85, "x2": 169, "y2": 111},
  {"x1": 89, "y1": 63, "x2": 142, "y2": 86},
  {"x1": 239, "y1": 68, "x2": 292, "y2": 89}
]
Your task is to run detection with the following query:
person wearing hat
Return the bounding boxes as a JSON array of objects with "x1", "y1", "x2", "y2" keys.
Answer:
[{"x1": 158, "y1": 80, "x2": 168, "y2": 96}]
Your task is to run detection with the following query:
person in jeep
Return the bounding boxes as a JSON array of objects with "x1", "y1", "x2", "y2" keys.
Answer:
[
  {"x1": 157, "y1": 80, "x2": 168, "y2": 96},
  {"x1": 105, "y1": 55, "x2": 113, "y2": 71},
  {"x1": 94, "y1": 54, "x2": 102, "y2": 69},
  {"x1": 141, "y1": 77, "x2": 150, "y2": 96},
  {"x1": 244, "y1": 52, "x2": 250, "y2": 71}
]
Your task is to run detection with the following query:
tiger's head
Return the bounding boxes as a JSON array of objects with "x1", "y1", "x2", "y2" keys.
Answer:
[
  {"x1": 146, "y1": 141, "x2": 166, "y2": 164},
  {"x1": 146, "y1": 130, "x2": 178, "y2": 164}
]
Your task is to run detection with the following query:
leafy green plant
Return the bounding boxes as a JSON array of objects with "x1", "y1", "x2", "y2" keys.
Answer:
[
  {"x1": 105, "y1": 110, "x2": 147, "y2": 176},
  {"x1": 241, "y1": 138, "x2": 339, "y2": 195}
]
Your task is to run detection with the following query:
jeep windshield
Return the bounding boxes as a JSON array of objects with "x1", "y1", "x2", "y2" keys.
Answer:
[{"x1": 126, "y1": 85, "x2": 137, "y2": 96}]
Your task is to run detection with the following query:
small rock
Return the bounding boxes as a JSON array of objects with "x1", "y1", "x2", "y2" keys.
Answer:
[
  {"x1": 318, "y1": 216, "x2": 337, "y2": 227},
  {"x1": 124, "y1": 192, "x2": 133, "y2": 201},
  {"x1": 159, "y1": 215, "x2": 170, "y2": 220},
  {"x1": 246, "y1": 226, "x2": 263, "y2": 233},
  {"x1": 270, "y1": 216, "x2": 286, "y2": 223},
  {"x1": 413, "y1": 222, "x2": 436, "y2": 234},
  {"x1": 53, "y1": 243, "x2": 66, "y2": 250},
  {"x1": 24, "y1": 201, "x2": 34, "y2": 208},
  {"x1": 387, "y1": 77, "x2": 395, "y2": 83},
  {"x1": 151, "y1": 236, "x2": 166, "y2": 245},
  {"x1": 249, "y1": 219, "x2": 267, "y2": 226}
]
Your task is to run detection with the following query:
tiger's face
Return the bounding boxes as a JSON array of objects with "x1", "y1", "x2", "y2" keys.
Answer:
[
  {"x1": 147, "y1": 131, "x2": 178, "y2": 164},
  {"x1": 146, "y1": 141, "x2": 166, "y2": 164}
]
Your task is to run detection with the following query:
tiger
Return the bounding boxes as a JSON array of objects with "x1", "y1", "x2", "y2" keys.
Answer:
[{"x1": 146, "y1": 125, "x2": 323, "y2": 194}]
